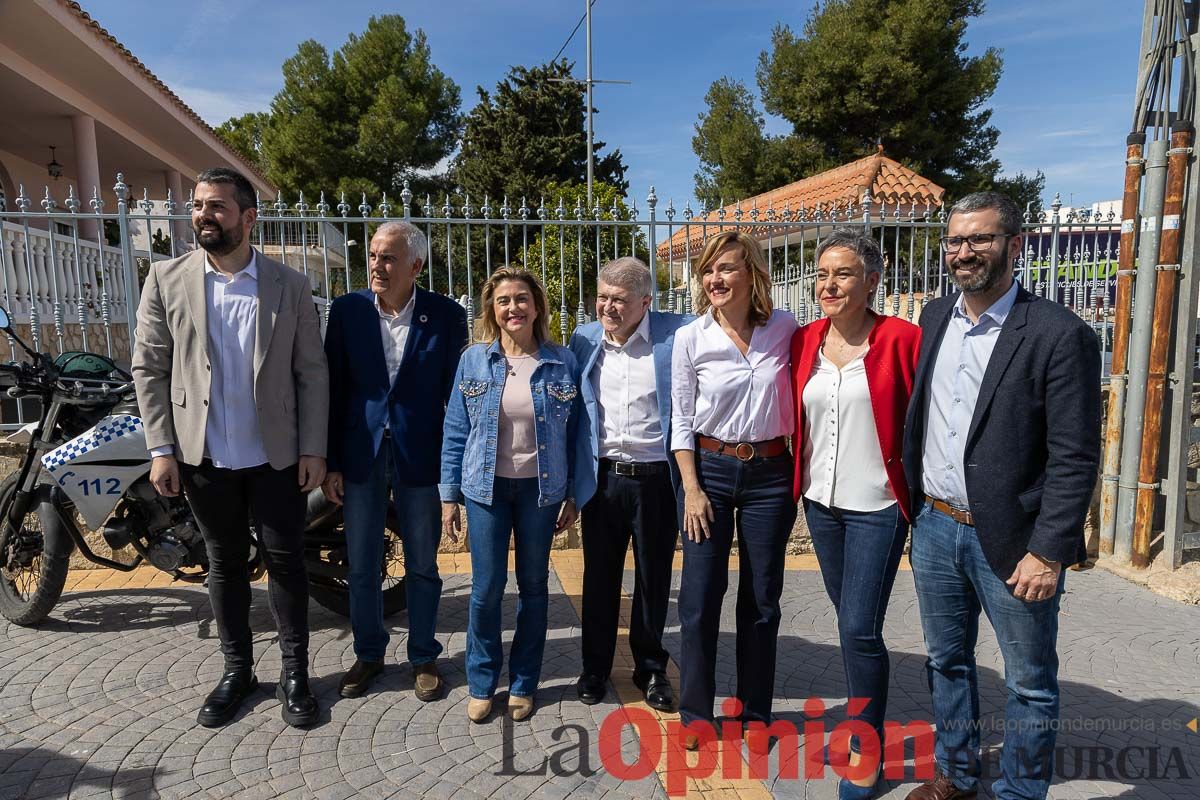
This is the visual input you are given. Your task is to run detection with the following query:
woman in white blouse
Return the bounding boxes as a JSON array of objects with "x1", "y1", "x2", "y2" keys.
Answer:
[
  {"x1": 790, "y1": 228, "x2": 920, "y2": 798},
  {"x1": 671, "y1": 230, "x2": 798, "y2": 751}
]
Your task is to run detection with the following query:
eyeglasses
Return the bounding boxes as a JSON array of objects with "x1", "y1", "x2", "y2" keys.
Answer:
[{"x1": 940, "y1": 233, "x2": 1014, "y2": 253}]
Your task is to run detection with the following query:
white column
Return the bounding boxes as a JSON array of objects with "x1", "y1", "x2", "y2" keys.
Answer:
[
  {"x1": 71, "y1": 114, "x2": 102, "y2": 240},
  {"x1": 165, "y1": 169, "x2": 187, "y2": 249}
]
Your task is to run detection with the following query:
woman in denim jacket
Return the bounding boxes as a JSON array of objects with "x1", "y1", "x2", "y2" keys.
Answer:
[{"x1": 440, "y1": 267, "x2": 579, "y2": 724}]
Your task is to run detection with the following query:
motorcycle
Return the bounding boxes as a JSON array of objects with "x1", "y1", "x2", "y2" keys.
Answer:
[{"x1": 0, "y1": 306, "x2": 407, "y2": 625}]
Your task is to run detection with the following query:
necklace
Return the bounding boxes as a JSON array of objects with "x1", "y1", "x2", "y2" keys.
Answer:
[{"x1": 505, "y1": 354, "x2": 531, "y2": 377}]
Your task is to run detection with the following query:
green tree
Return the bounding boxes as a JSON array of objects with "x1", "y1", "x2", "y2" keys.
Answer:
[
  {"x1": 215, "y1": 112, "x2": 270, "y2": 173},
  {"x1": 994, "y1": 169, "x2": 1046, "y2": 219},
  {"x1": 452, "y1": 60, "x2": 628, "y2": 205},
  {"x1": 514, "y1": 181, "x2": 647, "y2": 342},
  {"x1": 695, "y1": 0, "x2": 1041, "y2": 205},
  {"x1": 692, "y1": 78, "x2": 823, "y2": 209},
  {"x1": 216, "y1": 16, "x2": 461, "y2": 202}
]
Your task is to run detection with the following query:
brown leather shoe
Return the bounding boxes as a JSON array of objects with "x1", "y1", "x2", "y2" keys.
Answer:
[
  {"x1": 413, "y1": 661, "x2": 444, "y2": 702},
  {"x1": 338, "y1": 659, "x2": 383, "y2": 699},
  {"x1": 905, "y1": 773, "x2": 977, "y2": 800}
]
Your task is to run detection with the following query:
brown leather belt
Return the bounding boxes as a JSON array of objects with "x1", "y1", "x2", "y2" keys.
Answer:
[
  {"x1": 926, "y1": 495, "x2": 974, "y2": 526},
  {"x1": 696, "y1": 435, "x2": 788, "y2": 462}
]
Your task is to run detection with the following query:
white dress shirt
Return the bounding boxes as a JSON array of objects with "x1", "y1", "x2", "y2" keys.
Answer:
[
  {"x1": 376, "y1": 290, "x2": 416, "y2": 388},
  {"x1": 594, "y1": 313, "x2": 664, "y2": 463},
  {"x1": 149, "y1": 252, "x2": 268, "y2": 469},
  {"x1": 801, "y1": 348, "x2": 893, "y2": 511},
  {"x1": 922, "y1": 280, "x2": 1019, "y2": 507},
  {"x1": 205, "y1": 252, "x2": 270, "y2": 469},
  {"x1": 670, "y1": 309, "x2": 797, "y2": 451}
]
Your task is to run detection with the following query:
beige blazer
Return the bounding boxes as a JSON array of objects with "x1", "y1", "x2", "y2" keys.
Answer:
[{"x1": 132, "y1": 248, "x2": 329, "y2": 469}]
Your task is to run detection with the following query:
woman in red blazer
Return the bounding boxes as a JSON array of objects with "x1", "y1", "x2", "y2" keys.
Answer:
[{"x1": 790, "y1": 229, "x2": 920, "y2": 799}]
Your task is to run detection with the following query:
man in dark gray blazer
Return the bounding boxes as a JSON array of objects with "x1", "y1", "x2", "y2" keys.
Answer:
[{"x1": 901, "y1": 192, "x2": 1101, "y2": 800}]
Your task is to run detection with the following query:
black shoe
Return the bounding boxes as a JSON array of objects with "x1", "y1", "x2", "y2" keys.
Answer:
[
  {"x1": 276, "y1": 670, "x2": 319, "y2": 728},
  {"x1": 338, "y1": 660, "x2": 384, "y2": 699},
  {"x1": 197, "y1": 670, "x2": 258, "y2": 728},
  {"x1": 576, "y1": 673, "x2": 607, "y2": 705},
  {"x1": 633, "y1": 670, "x2": 675, "y2": 712}
]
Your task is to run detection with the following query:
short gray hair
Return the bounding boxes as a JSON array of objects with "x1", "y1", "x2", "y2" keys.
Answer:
[
  {"x1": 946, "y1": 191, "x2": 1023, "y2": 235},
  {"x1": 598, "y1": 256, "x2": 654, "y2": 298},
  {"x1": 815, "y1": 228, "x2": 885, "y2": 277},
  {"x1": 373, "y1": 221, "x2": 428, "y2": 266}
]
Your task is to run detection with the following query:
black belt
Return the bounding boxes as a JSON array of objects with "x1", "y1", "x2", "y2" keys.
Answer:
[{"x1": 600, "y1": 458, "x2": 669, "y2": 477}]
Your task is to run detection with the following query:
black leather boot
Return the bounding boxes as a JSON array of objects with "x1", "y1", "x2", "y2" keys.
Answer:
[
  {"x1": 197, "y1": 670, "x2": 258, "y2": 728},
  {"x1": 276, "y1": 670, "x2": 319, "y2": 728}
]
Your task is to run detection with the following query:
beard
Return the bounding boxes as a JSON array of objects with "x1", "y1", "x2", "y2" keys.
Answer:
[
  {"x1": 949, "y1": 249, "x2": 1010, "y2": 294},
  {"x1": 194, "y1": 218, "x2": 244, "y2": 256}
]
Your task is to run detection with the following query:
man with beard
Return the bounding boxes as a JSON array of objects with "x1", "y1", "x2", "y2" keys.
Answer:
[
  {"x1": 321, "y1": 222, "x2": 466, "y2": 700},
  {"x1": 132, "y1": 167, "x2": 329, "y2": 729},
  {"x1": 901, "y1": 192, "x2": 1100, "y2": 800}
]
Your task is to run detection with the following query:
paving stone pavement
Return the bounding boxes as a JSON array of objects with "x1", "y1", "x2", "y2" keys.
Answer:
[{"x1": 0, "y1": 562, "x2": 1197, "y2": 799}]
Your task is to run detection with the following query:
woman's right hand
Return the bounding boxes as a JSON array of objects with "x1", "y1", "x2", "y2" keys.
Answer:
[
  {"x1": 682, "y1": 486, "x2": 714, "y2": 542},
  {"x1": 441, "y1": 502, "x2": 461, "y2": 543}
]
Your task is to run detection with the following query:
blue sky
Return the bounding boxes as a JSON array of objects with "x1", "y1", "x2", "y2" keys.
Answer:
[{"x1": 93, "y1": 0, "x2": 1138, "y2": 211}]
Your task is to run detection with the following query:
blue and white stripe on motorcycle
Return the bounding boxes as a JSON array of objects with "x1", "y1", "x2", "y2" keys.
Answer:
[{"x1": 41, "y1": 415, "x2": 144, "y2": 470}]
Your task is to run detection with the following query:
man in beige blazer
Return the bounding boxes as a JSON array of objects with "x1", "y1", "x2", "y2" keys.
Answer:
[{"x1": 132, "y1": 167, "x2": 328, "y2": 729}]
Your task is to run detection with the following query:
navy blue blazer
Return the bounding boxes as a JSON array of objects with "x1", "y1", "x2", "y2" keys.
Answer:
[
  {"x1": 569, "y1": 311, "x2": 689, "y2": 509},
  {"x1": 902, "y1": 285, "x2": 1102, "y2": 578},
  {"x1": 324, "y1": 287, "x2": 468, "y2": 485}
]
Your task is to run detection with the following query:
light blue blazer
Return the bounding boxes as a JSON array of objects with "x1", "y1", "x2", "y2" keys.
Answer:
[{"x1": 569, "y1": 310, "x2": 690, "y2": 509}]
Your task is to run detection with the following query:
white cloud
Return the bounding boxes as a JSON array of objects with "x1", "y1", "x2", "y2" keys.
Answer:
[
  {"x1": 167, "y1": 83, "x2": 274, "y2": 127},
  {"x1": 1039, "y1": 129, "x2": 1098, "y2": 139}
]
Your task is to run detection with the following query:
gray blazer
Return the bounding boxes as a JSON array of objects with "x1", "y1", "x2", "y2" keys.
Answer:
[{"x1": 132, "y1": 248, "x2": 329, "y2": 469}]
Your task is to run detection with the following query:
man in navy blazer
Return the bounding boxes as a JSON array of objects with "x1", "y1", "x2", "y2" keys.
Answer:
[
  {"x1": 569, "y1": 257, "x2": 688, "y2": 711},
  {"x1": 322, "y1": 221, "x2": 467, "y2": 701},
  {"x1": 901, "y1": 193, "x2": 1101, "y2": 800}
]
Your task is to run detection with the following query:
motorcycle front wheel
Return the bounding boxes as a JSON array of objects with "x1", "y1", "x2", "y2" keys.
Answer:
[
  {"x1": 306, "y1": 507, "x2": 407, "y2": 618},
  {"x1": 0, "y1": 474, "x2": 70, "y2": 626}
]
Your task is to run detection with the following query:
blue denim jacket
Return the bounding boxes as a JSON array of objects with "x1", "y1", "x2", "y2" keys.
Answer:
[{"x1": 439, "y1": 339, "x2": 580, "y2": 507}]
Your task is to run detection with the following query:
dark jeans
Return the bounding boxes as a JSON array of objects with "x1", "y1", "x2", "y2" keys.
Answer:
[
  {"x1": 804, "y1": 499, "x2": 908, "y2": 749},
  {"x1": 180, "y1": 460, "x2": 308, "y2": 673},
  {"x1": 677, "y1": 449, "x2": 796, "y2": 726},
  {"x1": 911, "y1": 502, "x2": 1065, "y2": 800},
  {"x1": 580, "y1": 464, "x2": 678, "y2": 678},
  {"x1": 341, "y1": 443, "x2": 443, "y2": 665}
]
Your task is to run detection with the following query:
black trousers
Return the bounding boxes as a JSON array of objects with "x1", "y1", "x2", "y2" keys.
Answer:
[
  {"x1": 180, "y1": 460, "x2": 309, "y2": 673},
  {"x1": 580, "y1": 464, "x2": 678, "y2": 678}
]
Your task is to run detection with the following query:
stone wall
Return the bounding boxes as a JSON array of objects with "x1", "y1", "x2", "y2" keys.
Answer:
[{"x1": 6, "y1": 321, "x2": 131, "y2": 365}]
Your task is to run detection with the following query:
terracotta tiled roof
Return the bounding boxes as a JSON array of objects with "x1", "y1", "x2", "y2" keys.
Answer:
[
  {"x1": 61, "y1": 0, "x2": 273, "y2": 189},
  {"x1": 658, "y1": 147, "x2": 944, "y2": 261}
]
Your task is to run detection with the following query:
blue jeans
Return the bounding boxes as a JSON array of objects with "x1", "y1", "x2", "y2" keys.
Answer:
[
  {"x1": 342, "y1": 444, "x2": 443, "y2": 665},
  {"x1": 678, "y1": 449, "x2": 796, "y2": 726},
  {"x1": 804, "y1": 499, "x2": 908, "y2": 750},
  {"x1": 464, "y1": 477, "x2": 560, "y2": 699},
  {"x1": 911, "y1": 502, "x2": 1065, "y2": 800}
]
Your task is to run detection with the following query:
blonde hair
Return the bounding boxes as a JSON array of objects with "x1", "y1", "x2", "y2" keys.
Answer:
[
  {"x1": 478, "y1": 266, "x2": 552, "y2": 343},
  {"x1": 692, "y1": 230, "x2": 774, "y2": 326}
]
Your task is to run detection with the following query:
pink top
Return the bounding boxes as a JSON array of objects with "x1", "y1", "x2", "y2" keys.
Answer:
[{"x1": 495, "y1": 354, "x2": 540, "y2": 479}]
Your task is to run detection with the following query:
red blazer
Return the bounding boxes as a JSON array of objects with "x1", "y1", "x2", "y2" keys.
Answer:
[{"x1": 790, "y1": 314, "x2": 922, "y2": 521}]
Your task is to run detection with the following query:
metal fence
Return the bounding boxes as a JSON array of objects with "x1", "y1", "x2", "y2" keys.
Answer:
[{"x1": 0, "y1": 175, "x2": 1126, "y2": 429}]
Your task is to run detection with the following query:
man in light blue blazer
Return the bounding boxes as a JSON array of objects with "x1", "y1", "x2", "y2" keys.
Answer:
[{"x1": 569, "y1": 257, "x2": 688, "y2": 711}]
